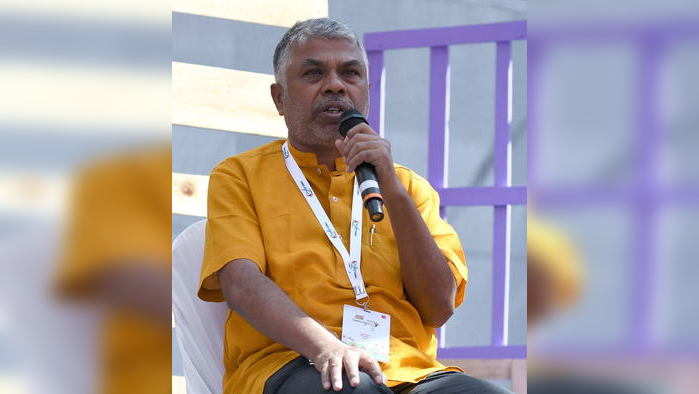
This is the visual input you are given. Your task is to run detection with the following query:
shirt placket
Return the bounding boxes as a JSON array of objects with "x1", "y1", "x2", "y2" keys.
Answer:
[{"x1": 328, "y1": 171, "x2": 352, "y2": 280}]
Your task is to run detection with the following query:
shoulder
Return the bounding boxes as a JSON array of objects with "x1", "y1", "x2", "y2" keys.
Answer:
[
  {"x1": 210, "y1": 139, "x2": 285, "y2": 177},
  {"x1": 393, "y1": 163, "x2": 437, "y2": 195}
]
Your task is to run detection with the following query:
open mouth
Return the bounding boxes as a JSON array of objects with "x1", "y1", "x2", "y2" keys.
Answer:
[
  {"x1": 318, "y1": 103, "x2": 350, "y2": 118},
  {"x1": 324, "y1": 107, "x2": 344, "y2": 114}
]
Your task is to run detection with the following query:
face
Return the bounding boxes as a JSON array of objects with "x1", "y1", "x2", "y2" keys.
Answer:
[{"x1": 271, "y1": 38, "x2": 369, "y2": 150}]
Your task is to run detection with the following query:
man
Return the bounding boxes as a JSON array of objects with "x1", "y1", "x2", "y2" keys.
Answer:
[
  {"x1": 199, "y1": 18, "x2": 512, "y2": 393},
  {"x1": 56, "y1": 146, "x2": 172, "y2": 394}
]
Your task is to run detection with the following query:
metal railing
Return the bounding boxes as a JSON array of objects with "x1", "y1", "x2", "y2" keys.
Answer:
[
  {"x1": 529, "y1": 19, "x2": 699, "y2": 357},
  {"x1": 364, "y1": 20, "x2": 527, "y2": 359}
]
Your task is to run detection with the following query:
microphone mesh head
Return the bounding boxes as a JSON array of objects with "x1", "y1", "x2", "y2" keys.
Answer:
[{"x1": 339, "y1": 109, "x2": 368, "y2": 136}]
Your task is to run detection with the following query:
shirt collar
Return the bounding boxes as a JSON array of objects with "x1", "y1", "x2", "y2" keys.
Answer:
[{"x1": 286, "y1": 140, "x2": 349, "y2": 173}]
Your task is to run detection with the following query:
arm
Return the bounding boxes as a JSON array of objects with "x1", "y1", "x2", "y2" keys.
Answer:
[
  {"x1": 218, "y1": 259, "x2": 385, "y2": 391},
  {"x1": 336, "y1": 128, "x2": 457, "y2": 327},
  {"x1": 381, "y1": 184, "x2": 456, "y2": 327},
  {"x1": 92, "y1": 263, "x2": 171, "y2": 325}
]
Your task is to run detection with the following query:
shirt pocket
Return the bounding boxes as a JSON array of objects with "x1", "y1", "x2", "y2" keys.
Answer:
[{"x1": 361, "y1": 219, "x2": 404, "y2": 298}]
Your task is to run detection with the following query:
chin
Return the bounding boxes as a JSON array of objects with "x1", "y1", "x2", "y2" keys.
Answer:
[{"x1": 312, "y1": 127, "x2": 341, "y2": 143}]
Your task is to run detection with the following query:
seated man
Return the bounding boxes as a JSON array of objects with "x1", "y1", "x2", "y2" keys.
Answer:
[{"x1": 198, "y1": 18, "x2": 512, "y2": 394}]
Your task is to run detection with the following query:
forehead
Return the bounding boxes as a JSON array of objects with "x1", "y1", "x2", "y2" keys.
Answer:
[{"x1": 288, "y1": 37, "x2": 364, "y2": 66}]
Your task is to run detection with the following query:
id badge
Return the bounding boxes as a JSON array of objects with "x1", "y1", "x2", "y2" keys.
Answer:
[{"x1": 341, "y1": 304, "x2": 390, "y2": 362}]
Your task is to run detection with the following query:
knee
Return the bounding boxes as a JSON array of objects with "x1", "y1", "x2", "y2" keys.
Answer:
[
  {"x1": 442, "y1": 373, "x2": 514, "y2": 394},
  {"x1": 341, "y1": 371, "x2": 390, "y2": 394},
  {"x1": 477, "y1": 378, "x2": 513, "y2": 394}
]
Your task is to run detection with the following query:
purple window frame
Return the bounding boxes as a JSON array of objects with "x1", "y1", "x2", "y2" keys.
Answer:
[
  {"x1": 364, "y1": 21, "x2": 527, "y2": 359},
  {"x1": 529, "y1": 21, "x2": 699, "y2": 357}
]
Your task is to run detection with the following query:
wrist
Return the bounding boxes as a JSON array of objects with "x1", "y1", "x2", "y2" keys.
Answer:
[
  {"x1": 305, "y1": 330, "x2": 344, "y2": 360},
  {"x1": 381, "y1": 177, "x2": 408, "y2": 201}
]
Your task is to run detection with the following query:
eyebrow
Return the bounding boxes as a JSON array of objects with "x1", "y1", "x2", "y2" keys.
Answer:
[
  {"x1": 301, "y1": 58, "x2": 364, "y2": 68},
  {"x1": 302, "y1": 58, "x2": 323, "y2": 67},
  {"x1": 342, "y1": 60, "x2": 363, "y2": 69}
]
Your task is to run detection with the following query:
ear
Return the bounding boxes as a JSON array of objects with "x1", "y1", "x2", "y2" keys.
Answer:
[
  {"x1": 365, "y1": 82, "x2": 371, "y2": 116},
  {"x1": 270, "y1": 83, "x2": 284, "y2": 116}
]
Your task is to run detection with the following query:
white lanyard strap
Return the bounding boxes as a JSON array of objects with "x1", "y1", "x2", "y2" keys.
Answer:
[{"x1": 282, "y1": 142, "x2": 368, "y2": 300}]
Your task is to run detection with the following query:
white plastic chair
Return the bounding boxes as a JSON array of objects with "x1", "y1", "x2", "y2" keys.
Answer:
[
  {"x1": 172, "y1": 219, "x2": 229, "y2": 394},
  {"x1": 0, "y1": 222, "x2": 100, "y2": 394}
]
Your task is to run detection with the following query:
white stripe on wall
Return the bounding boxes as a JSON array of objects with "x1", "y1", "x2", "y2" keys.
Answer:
[
  {"x1": 173, "y1": 0, "x2": 328, "y2": 27},
  {"x1": 3, "y1": 0, "x2": 169, "y2": 24},
  {"x1": 1, "y1": 171, "x2": 208, "y2": 219},
  {"x1": 172, "y1": 172, "x2": 208, "y2": 217},
  {"x1": 1, "y1": 62, "x2": 170, "y2": 135},
  {"x1": 172, "y1": 62, "x2": 288, "y2": 138},
  {"x1": 0, "y1": 173, "x2": 68, "y2": 216}
]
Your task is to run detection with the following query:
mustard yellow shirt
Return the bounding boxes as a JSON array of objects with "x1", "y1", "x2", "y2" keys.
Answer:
[
  {"x1": 56, "y1": 147, "x2": 171, "y2": 394},
  {"x1": 199, "y1": 140, "x2": 468, "y2": 393}
]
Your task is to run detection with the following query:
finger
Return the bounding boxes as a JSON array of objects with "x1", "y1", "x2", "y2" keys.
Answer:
[
  {"x1": 345, "y1": 140, "x2": 375, "y2": 163},
  {"x1": 331, "y1": 356, "x2": 343, "y2": 391},
  {"x1": 343, "y1": 351, "x2": 361, "y2": 387},
  {"x1": 345, "y1": 131, "x2": 377, "y2": 148},
  {"x1": 347, "y1": 149, "x2": 383, "y2": 172},
  {"x1": 345, "y1": 122, "x2": 376, "y2": 139},
  {"x1": 320, "y1": 360, "x2": 331, "y2": 390},
  {"x1": 359, "y1": 355, "x2": 385, "y2": 385},
  {"x1": 334, "y1": 138, "x2": 346, "y2": 156},
  {"x1": 346, "y1": 150, "x2": 373, "y2": 173},
  {"x1": 346, "y1": 137, "x2": 390, "y2": 159}
]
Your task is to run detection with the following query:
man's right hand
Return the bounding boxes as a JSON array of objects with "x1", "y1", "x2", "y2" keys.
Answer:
[
  {"x1": 219, "y1": 261, "x2": 386, "y2": 391},
  {"x1": 310, "y1": 341, "x2": 386, "y2": 391}
]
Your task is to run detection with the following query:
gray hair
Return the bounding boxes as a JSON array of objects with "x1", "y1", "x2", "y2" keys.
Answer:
[{"x1": 273, "y1": 18, "x2": 367, "y2": 85}]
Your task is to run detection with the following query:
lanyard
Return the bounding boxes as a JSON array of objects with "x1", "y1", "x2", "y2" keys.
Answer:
[{"x1": 281, "y1": 142, "x2": 368, "y2": 301}]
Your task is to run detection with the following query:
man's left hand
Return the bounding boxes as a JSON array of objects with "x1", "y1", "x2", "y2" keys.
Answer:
[{"x1": 334, "y1": 124, "x2": 399, "y2": 191}]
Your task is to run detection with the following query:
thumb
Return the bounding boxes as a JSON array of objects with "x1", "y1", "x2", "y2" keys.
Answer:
[{"x1": 334, "y1": 138, "x2": 344, "y2": 152}]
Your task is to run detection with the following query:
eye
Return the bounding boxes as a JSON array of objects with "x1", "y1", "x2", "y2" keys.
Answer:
[
  {"x1": 343, "y1": 69, "x2": 361, "y2": 77},
  {"x1": 304, "y1": 69, "x2": 322, "y2": 76}
]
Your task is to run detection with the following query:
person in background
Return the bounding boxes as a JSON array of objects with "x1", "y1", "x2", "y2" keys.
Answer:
[
  {"x1": 55, "y1": 146, "x2": 171, "y2": 394},
  {"x1": 527, "y1": 215, "x2": 655, "y2": 394}
]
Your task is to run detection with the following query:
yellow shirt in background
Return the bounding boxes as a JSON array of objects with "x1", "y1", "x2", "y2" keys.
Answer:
[
  {"x1": 56, "y1": 147, "x2": 171, "y2": 394},
  {"x1": 199, "y1": 140, "x2": 468, "y2": 393}
]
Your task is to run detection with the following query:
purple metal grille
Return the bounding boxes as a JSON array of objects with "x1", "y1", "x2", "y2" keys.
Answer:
[
  {"x1": 365, "y1": 21, "x2": 527, "y2": 359},
  {"x1": 529, "y1": 20, "x2": 699, "y2": 357}
]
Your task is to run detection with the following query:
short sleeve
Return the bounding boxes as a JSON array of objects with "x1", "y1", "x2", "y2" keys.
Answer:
[
  {"x1": 404, "y1": 169, "x2": 468, "y2": 308},
  {"x1": 198, "y1": 165, "x2": 267, "y2": 302},
  {"x1": 55, "y1": 149, "x2": 171, "y2": 299}
]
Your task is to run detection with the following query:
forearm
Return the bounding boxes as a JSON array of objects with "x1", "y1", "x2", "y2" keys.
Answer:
[
  {"x1": 93, "y1": 263, "x2": 171, "y2": 325},
  {"x1": 333, "y1": 128, "x2": 456, "y2": 326},
  {"x1": 382, "y1": 182, "x2": 456, "y2": 327},
  {"x1": 218, "y1": 260, "x2": 342, "y2": 360}
]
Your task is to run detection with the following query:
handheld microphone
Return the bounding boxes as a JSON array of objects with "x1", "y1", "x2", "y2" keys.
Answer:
[{"x1": 339, "y1": 109, "x2": 384, "y2": 222}]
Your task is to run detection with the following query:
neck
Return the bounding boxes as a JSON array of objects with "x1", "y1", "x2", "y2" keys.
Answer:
[{"x1": 289, "y1": 137, "x2": 339, "y2": 171}]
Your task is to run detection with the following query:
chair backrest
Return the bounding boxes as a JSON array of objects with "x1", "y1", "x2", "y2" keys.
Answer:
[
  {"x1": 172, "y1": 219, "x2": 228, "y2": 394},
  {"x1": 0, "y1": 222, "x2": 99, "y2": 394}
]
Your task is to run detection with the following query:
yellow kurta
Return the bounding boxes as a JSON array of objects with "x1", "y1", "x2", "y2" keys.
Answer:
[
  {"x1": 55, "y1": 147, "x2": 171, "y2": 394},
  {"x1": 199, "y1": 140, "x2": 468, "y2": 393}
]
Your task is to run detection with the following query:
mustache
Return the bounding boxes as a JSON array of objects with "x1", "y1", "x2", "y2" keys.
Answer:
[{"x1": 313, "y1": 97, "x2": 354, "y2": 114}]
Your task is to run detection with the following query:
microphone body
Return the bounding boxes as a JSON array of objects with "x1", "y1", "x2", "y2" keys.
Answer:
[{"x1": 339, "y1": 110, "x2": 384, "y2": 222}]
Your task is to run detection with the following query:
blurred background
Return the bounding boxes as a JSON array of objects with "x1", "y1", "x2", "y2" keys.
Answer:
[
  {"x1": 0, "y1": 1, "x2": 170, "y2": 393},
  {"x1": 171, "y1": 0, "x2": 526, "y2": 392},
  {"x1": 527, "y1": 0, "x2": 699, "y2": 393},
  {"x1": 1, "y1": 0, "x2": 698, "y2": 393}
]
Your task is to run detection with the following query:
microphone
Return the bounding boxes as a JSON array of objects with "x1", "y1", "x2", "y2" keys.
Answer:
[{"x1": 339, "y1": 109, "x2": 384, "y2": 222}]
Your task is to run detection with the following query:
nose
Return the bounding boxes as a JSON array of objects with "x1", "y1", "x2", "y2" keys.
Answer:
[{"x1": 322, "y1": 70, "x2": 346, "y2": 95}]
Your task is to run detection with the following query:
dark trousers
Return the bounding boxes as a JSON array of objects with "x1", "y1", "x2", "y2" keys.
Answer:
[{"x1": 264, "y1": 357, "x2": 514, "y2": 394}]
